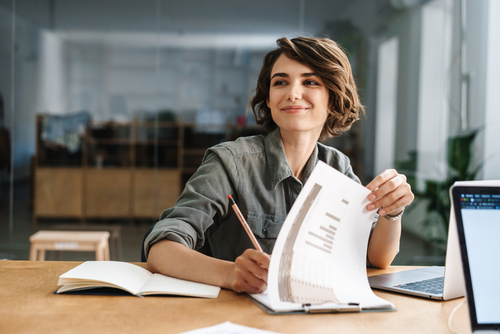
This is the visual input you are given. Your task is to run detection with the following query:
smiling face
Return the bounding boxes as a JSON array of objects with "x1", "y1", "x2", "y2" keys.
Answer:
[{"x1": 266, "y1": 54, "x2": 330, "y2": 139}]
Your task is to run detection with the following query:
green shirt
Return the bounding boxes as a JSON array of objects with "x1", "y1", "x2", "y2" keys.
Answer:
[{"x1": 144, "y1": 128, "x2": 375, "y2": 262}]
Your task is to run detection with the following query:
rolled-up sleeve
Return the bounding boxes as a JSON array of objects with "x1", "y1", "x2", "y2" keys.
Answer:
[{"x1": 143, "y1": 149, "x2": 237, "y2": 259}]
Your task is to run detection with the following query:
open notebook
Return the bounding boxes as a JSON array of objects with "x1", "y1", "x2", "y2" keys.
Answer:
[{"x1": 56, "y1": 261, "x2": 220, "y2": 298}]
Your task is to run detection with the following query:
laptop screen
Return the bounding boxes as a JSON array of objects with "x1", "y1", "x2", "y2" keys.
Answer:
[{"x1": 452, "y1": 185, "x2": 500, "y2": 331}]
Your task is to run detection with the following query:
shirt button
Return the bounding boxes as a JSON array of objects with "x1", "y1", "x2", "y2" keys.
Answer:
[{"x1": 263, "y1": 228, "x2": 267, "y2": 233}]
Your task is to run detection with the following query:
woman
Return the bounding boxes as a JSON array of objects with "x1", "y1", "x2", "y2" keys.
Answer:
[{"x1": 146, "y1": 37, "x2": 414, "y2": 294}]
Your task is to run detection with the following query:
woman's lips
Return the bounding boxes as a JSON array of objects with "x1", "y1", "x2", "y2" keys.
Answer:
[{"x1": 281, "y1": 106, "x2": 309, "y2": 114}]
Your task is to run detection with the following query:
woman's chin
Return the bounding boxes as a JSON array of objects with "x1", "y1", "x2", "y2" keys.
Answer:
[{"x1": 278, "y1": 124, "x2": 323, "y2": 136}]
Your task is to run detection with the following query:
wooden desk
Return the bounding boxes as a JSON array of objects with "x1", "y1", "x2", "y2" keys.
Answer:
[{"x1": 0, "y1": 261, "x2": 471, "y2": 334}]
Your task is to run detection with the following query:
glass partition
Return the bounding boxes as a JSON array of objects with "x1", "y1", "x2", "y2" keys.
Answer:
[
  {"x1": 0, "y1": 0, "x2": 303, "y2": 261},
  {"x1": 1, "y1": 0, "x2": 492, "y2": 265}
]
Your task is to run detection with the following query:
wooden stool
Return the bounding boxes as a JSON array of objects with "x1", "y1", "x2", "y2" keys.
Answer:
[
  {"x1": 45, "y1": 224, "x2": 123, "y2": 260},
  {"x1": 29, "y1": 231, "x2": 110, "y2": 261}
]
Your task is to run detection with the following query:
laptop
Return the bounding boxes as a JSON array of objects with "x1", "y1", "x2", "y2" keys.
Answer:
[
  {"x1": 368, "y1": 180, "x2": 500, "y2": 300},
  {"x1": 452, "y1": 184, "x2": 500, "y2": 333}
]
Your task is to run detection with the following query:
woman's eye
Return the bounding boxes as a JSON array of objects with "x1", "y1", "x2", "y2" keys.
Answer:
[
  {"x1": 304, "y1": 80, "x2": 319, "y2": 85},
  {"x1": 272, "y1": 80, "x2": 286, "y2": 86}
]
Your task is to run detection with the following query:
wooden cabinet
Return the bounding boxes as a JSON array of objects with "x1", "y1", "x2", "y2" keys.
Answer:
[
  {"x1": 33, "y1": 115, "x2": 265, "y2": 223},
  {"x1": 84, "y1": 168, "x2": 132, "y2": 218},
  {"x1": 34, "y1": 168, "x2": 83, "y2": 218},
  {"x1": 133, "y1": 169, "x2": 181, "y2": 218}
]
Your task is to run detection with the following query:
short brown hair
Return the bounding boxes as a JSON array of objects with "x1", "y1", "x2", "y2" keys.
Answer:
[{"x1": 250, "y1": 37, "x2": 364, "y2": 139}]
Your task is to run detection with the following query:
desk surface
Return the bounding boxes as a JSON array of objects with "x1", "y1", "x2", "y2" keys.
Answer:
[{"x1": 0, "y1": 261, "x2": 470, "y2": 334}]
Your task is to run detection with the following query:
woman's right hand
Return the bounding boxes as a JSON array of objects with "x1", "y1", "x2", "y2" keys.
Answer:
[{"x1": 229, "y1": 249, "x2": 270, "y2": 294}]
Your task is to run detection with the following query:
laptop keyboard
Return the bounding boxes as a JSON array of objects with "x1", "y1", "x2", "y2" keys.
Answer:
[{"x1": 394, "y1": 277, "x2": 444, "y2": 295}]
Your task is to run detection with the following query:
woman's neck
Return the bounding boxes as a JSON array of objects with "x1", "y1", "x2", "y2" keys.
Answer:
[{"x1": 279, "y1": 129, "x2": 321, "y2": 181}]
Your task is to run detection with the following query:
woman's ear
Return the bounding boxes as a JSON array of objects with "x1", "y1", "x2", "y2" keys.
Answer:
[{"x1": 266, "y1": 98, "x2": 270, "y2": 108}]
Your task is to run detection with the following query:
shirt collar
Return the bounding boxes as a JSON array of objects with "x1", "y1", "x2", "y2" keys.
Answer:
[
  {"x1": 301, "y1": 144, "x2": 318, "y2": 185},
  {"x1": 265, "y1": 128, "x2": 319, "y2": 189}
]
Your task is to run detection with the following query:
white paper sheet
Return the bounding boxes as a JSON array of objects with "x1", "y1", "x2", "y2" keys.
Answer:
[
  {"x1": 256, "y1": 161, "x2": 393, "y2": 312},
  {"x1": 178, "y1": 322, "x2": 283, "y2": 334}
]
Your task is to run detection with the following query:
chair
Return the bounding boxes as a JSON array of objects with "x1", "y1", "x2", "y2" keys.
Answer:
[
  {"x1": 45, "y1": 224, "x2": 123, "y2": 260},
  {"x1": 29, "y1": 230, "x2": 110, "y2": 261}
]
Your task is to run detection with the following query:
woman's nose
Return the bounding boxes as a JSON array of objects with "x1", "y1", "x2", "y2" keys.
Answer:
[{"x1": 286, "y1": 84, "x2": 302, "y2": 102}]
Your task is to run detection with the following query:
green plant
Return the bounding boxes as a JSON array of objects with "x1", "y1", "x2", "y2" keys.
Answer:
[{"x1": 396, "y1": 130, "x2": 482, "y2": 252}]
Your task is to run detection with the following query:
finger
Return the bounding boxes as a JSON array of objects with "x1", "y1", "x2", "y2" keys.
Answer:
[
  {"x1": 233, "y1": 278, "x2": 264, "y2": 294},
  {"x1": 367, "y1": 181, "x2": 410, "y2": 212},
  {"x1": 368, "y1": 174, "x2": 406, "y2": 202},
  {"x1": 235, "y1": 252, "x2": 268, "y2": 284},
  {"x1": 246, "y1": 249, "x2": 271, "y2": 271},
  {"x1": 374, "y1": 186, "x2": 414, "y2": 215},
  {"x1": 366, "y1": 169, "x2": 398, "y2": 192},
  {"x1": 233, "y1": 264, "x2": 267, "y2": 293},
  {"x1": 243, "y1": 272, "x2": 268, "y2": 292},
  {"x1": 379, "y1": 196, "x2": 409, "y2": 217},
  {"x1": 241, "y1": 253, "x2": 269, "y2": 282}
]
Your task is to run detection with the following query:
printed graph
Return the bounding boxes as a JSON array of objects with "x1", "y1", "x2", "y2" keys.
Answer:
[
  {"x1": 304, "y1": 199, "x2": 349, "y2": 255},
  {"x1": 278, "y1": 183, "x2": 322, "y2": 303}
]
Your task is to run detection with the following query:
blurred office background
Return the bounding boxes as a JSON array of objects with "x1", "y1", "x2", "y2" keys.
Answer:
[{"x1": 0, "y1": 0, "x2": 498, "y2": 263}]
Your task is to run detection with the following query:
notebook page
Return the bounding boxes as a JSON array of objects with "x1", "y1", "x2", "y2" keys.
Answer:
[
  {"x1": 138, "y1": 273, "x2": 220, "y2": 298},
  {"x1": 58, "y1": 261, "x2": 153, "y2": 295}
]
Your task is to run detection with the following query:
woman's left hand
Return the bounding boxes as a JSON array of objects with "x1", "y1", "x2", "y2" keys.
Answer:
[{"x1": 365, "y1": 169, "x2": 414, "y2": 217}]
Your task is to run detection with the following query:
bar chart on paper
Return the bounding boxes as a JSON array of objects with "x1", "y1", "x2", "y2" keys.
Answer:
[
  {"x1": 305, "y1": 207, "x2": 346, "y2": 255},
  {"x1": 304, "y1": 195, "x2": 349, "y2": 256},
  {"x1": 267, "y1": 161, "x2": 384, "y2": 311},
  {"x1": 276, "y1": 182, "x2": 353, "y2": 304}
]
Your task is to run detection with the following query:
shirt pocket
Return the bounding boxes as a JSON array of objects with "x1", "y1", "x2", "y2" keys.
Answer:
[{"x1": 246, "y1": 212, "x2": 285, "y2": 239}]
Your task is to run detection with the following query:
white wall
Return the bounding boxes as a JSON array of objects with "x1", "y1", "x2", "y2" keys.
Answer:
[
  {"x1": 61, "y1": 41, "x2": 268, "y2": 124},
  {"x1": 459, "y1": 0, "x2": 500, "y2": 181},
  {"x1": 482, "y1": 0, "x2": 500, "y2": 180},
  {"x1": 416, "y1": 0, "x2": 453, "y2": 186},
  {"x1": 374, "y1": 37, "x2": 399, "y2": 176}
]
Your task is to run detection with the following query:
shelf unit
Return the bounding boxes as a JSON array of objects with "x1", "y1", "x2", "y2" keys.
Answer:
[{"x1": 33, "y1": 115, "x2": 266, "y2": 224}]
